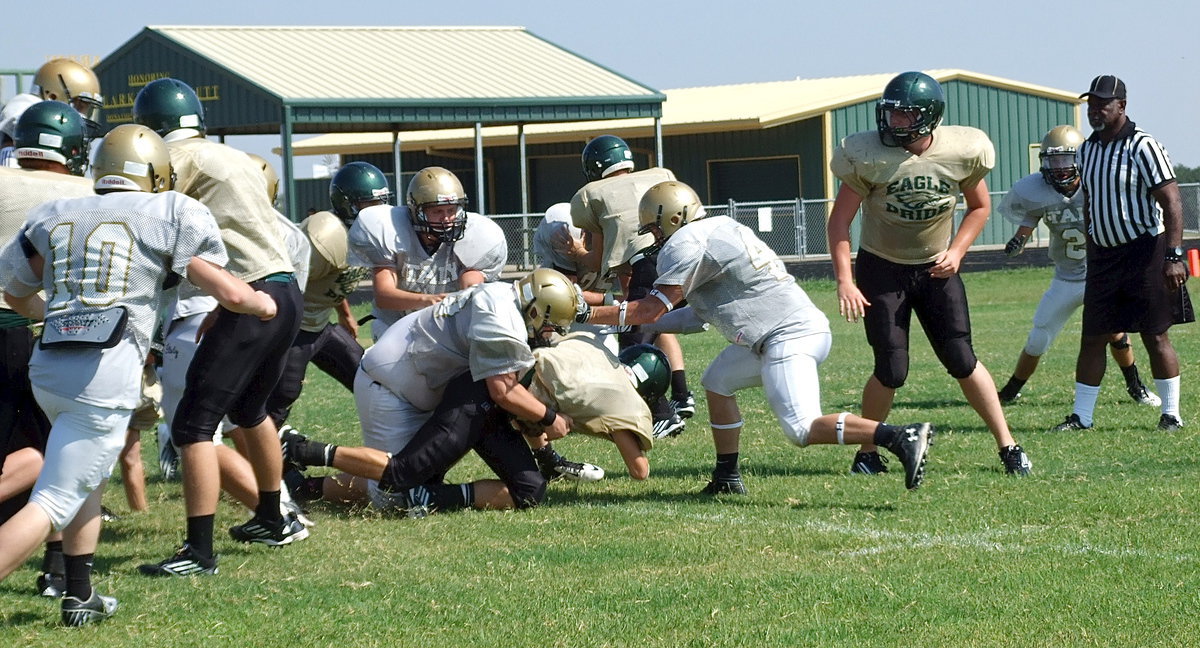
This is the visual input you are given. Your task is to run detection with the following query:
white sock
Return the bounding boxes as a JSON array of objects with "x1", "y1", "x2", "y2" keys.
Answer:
[
  {"x1": 1073, "y1": 382, "x2": 1100, "y2": 427},
  {"x1": 1154, "y1": 376, "x2": 1181, "y2": 419}
]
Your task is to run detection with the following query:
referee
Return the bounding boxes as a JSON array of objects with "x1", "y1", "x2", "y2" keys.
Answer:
[{"x1": 1053, "y1": 75, "x2": 1191, "y2": 432}]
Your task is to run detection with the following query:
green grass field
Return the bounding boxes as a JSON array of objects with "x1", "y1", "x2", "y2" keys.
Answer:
[{"x1": 2, "y1": 267, "x2": 1197, "y2": 646}]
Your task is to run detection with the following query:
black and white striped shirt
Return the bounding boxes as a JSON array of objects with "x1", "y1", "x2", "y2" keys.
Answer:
[{"x1": 1077, "y1": 120, "x2": 1176, "y2": 247}]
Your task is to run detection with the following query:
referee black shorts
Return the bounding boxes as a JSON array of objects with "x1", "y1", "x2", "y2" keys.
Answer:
[
  {"x1": 1083, "y1": 233, "x2": 1173, "y2": 336},
  {"x1": 171, "y1": 276, "x2": 302, "y2": 444}
]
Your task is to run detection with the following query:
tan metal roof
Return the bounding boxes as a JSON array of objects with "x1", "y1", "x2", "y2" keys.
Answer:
[
  {"x1": 284, "y1": 68, "x2": 1080, "y2": 155},
  {"x1": 150, "y1": 25, "x2": 658, "y2": 101}
]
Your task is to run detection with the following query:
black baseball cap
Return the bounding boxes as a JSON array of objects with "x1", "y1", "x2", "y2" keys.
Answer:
[{"x1": 1080, "y1": 75, "x2": 1127, "y2": 100}]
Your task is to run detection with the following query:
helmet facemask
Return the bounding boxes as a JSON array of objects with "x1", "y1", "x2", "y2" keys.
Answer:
[
  {"x1": 876, "y1": 102, "x2": 942, "y2": 147},
  {"x1": 413, "y1": 201, "x2": 468, "y2": 244},
  {"x1": 516, "y1": 269, "x2": 580, "y2": 345},
  {"x1": 1040, "y1": 153, "x2": 1079, "y2": 192}
]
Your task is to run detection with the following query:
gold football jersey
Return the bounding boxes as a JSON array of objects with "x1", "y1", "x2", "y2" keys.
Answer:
[
  {"x1": 570, "y1": 167, "x2": 675, "y2": 276},
  {"x1": 831, "y1": 126, "x2": 994, "y2": 264}
]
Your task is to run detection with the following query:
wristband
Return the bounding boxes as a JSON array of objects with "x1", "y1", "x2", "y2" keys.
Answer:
[
  {"x1": 618, "y1": 301, "x2": 628, "y2": 328},
  {"x1": 538, "y1": 406, "x2": 558, "y2": 427},
  {"x1": 648, "y1": 289, "x2": 674, "y2": 312}
]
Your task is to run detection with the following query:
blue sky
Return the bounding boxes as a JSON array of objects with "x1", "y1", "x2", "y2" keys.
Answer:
[{"x1": 4, "y1": 0, "x2": 1197, "y2": 170}]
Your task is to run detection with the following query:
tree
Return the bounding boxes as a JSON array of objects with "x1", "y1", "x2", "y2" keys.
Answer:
[{"x1": 1176, "y1": 164, "x2": 1200, "y2": 184}]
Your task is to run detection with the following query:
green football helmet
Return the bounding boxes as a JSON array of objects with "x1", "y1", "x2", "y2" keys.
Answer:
[
  {"x1": 13, "y1": 100, "x2": 87, "y2": 176},
  {"x1": 637, "y1": 180, "x2": 705, "y2": 252},
  {"x1": 1039, "y1": 125, "x2": 1084, "y2": 192},
  {"x1": 581, "y1": 134, "x2": 634, "y2": 181},
  {"x1": 618, "y1": 344, "x2": 670, "y2": 403},
  {"x1": 331, "y1": 161, "x2": 392, "y2": 225},
  {"x1": 133, "y1": 78, "x2": 206, "y2": 137},
  {"x1": 515, "y1": 268, "x2": 580, "y2": 342},
  {"x1": 876, "y1": 71, "x2": 945, "y2": 147}
]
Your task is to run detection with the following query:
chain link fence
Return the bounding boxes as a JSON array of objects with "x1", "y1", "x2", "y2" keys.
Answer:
[{"x1": 491, "y1": 183, "x2": 1200, "y2": 271}]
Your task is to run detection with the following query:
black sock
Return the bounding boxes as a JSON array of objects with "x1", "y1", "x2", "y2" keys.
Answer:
[
  {"x1": 41, "y1": 540, "x2": 65, "y2": 575},
  {"x1": 1120, "y1": 363, "x2": 1141, "y2": 389},
  {"x1": 63, "y1": 553, "x2": 94, "y2": 600},
  {"x1": 256, "y1": 490, "x2": 282, "y2": 522},
  {"x1": 295, "y1": 439, "x2": 338, "y2": 467},
  {"x1": 294, "y1": 476, "x2": 325, "y2": 502},
  {"x1": 714, "y1": 452, "x2": 740, "y2": 480},
  {"x1": 651, "y1": 396, "x2": 674, "y2": 421},
  {"x1": 432, "y1": 483, "x2": 474, "y2": 512},
  {"x1": 186, "y1": 514, "x2": 215, "y2": 558},
  {"x1": 671, "y1": 370, "x2": 690, "y2": 400},
  {"x1": 1000, "y1": 376, "x2": 1026, "y2": 396},
  {"x1": 532, "y1": 444, "x2": 561, "y2": 467},
  {"x1": 872, "y1": 423, "x2": 901, "y2": 449}
]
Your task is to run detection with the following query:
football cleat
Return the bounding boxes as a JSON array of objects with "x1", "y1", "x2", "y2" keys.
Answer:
[
  {"x1": 700, "y1": 477, "x2": 747, "y2": 495},
  {"x1": 552, "y1": 458, "x2": 605, "y2": 482},
  {"x1": 374, "y1": 484, "x2": 433, "y2": 518},
  {"x1": 138, "y1": 543, "x2": 218, "y2": 577},
  {"x1": 652, "y1": 413, "x2": 686, "y2": 439},
  {"x1": 1128, "y1": 383, "x2": 1162, "y2": 407},
  {"x1": 997, "y1": 386, "x2": 1022, "y2": 405},
  {"x1": 670, "y1": 392, "x2": 696, "y2": 418},
  {"x1": 1050, "y1": 413, "x2": 1091, "y2": 432},
  {"x1": 229, "y1": 513, "x2": 310, "y2": 546},
  {"x1": 36, "y1": 571, "x2": 65, "y2": 598},
  {"x1": 850, "y1": 451, "x2": 889, "y2": 475},
  {"x1": 1157, "y1": 414, "x2": 1184, "y2": 431},
  {"x1": 884, "y1": 423, "x2": 934, "y2": 490},
  {"x1": 61, "y1": 590, "x2": 118, "y2": 627},
  {"x1": 999, "y1": 444, "x2": 1033, "y2": 476}
]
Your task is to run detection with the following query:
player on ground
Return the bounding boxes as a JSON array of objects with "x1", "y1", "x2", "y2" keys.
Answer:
[
  {"x1": 348, "y1": 165, "x2": 506, "y2": 341},
  {"x1": 0, "y1": 101, "x2": 95, "y2": 599},
  {"x1": 0, "y1": 124, "x2": 275, "y2": 625},
  {"x1": 828, "y1": 71, "x2": 1031, "y2": 477},
  {"x1": 996, "y1": 125, "x2": 1159, "y2": 407},
  {"x1": 282, "y1": 269, "x2": 583, "y2": 516},
  {"x1": 583, "y1": 181, "x2": 934, "y2": 493},
  {"x1": 131, "y1": 78, "x2": 304, "y2": 577}
]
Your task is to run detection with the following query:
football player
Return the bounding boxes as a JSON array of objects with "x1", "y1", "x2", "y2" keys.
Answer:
[
  {"x1": 31, "y1": 59, "x2": 104, "y2": 145},
  {"x1": 347, "y1": 165, "x2": 506, "y2": 341},
  {"x1": 559, "y1": 135, "x2": 694, "y2": 437},
  {"x1": 0, "y1": 124, "x2": 275, "y2": 626},
  {"x1": 264, "y1": 161, "x2": 383, "y2": 434},
  {"x1": 996, "y1": 126, "x2": 1160, "y2": 407},
  {"x1": 131, "y1": 78, "x2": 306, "y2": 577},
  {"x1": 582, "y1": 181, "x2": 935, "y2": 493},
  {"x1": 0, "y1": 101, "x2": 94, "y2": 599},
  {"x1": 282, "y1": 269, "x2": 583, "y2": 516},
  {"x1": 827, "y1": 71, "x2": 1031, "y2": 477}
]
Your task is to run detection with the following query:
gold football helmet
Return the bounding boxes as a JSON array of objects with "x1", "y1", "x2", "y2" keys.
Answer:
[
  {"x1": 246, "y1": 153, "x2": 279, "y2": 203},
  {"x1": 92, "y1": 124, "x2": 174, "y2": 193},
  {"x1": 406, "y1": 166, "x2": 468, "y2": 242},
  {"x1": 32, "y1": 59, "x2": 103, "y2": 136},
  {"x1": 515, "y1": 268, "x2": 580, "y2": 341},
  {"x1": 1039, "y1": 125, "x2": 1084, "y2": 191},
  {"x1": 637, "y1": 181, "x2": 705, "y2": 245}
]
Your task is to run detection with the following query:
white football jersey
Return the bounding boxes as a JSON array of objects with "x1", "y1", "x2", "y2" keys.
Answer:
[
  {"x1": 997, "y1": 173, "x2": 1087, "y2": 282},
  {"x1": 656, "y1": 215, "x2": 828, "y2": 349},
  {"x1": 347, "y1": 204, "x2": 507, "y2": 327},
  {"x1": 360, "y1": 281, "x2": 531, "y2": 409},
  {"x1": 0, "y1": 167, "x2": 95, "y2": 311},
  {"x1": 533, "y1": 203, "x2": 604, "y2": 292},
  {"x1": 1, "y1": 190, "x2": 226, "y2": 408}
]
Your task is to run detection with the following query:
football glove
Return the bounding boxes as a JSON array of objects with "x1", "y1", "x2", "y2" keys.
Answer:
[{"x1": 1005, "y1": 233, "x2": 1028, "y2": 257}]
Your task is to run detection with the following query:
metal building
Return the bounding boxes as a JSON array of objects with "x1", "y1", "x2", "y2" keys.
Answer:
[{"x1": 90, "y1": 25, "x2": 666, "y2": 220}]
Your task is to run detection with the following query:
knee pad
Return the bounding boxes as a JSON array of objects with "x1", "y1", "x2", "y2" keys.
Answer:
[
  {"x1": 1109, "y1": 332, "x2": 1131, "y2": 351},
  {"x1": 873, "y1": 349, "x2": 909, "y2": 389},
  {"x1": 934, "y1": 337, "x2": 978, "y2": 379},
  {"x1": 1023, "y1": 325, "x2": 1055, "y2": 357}
]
